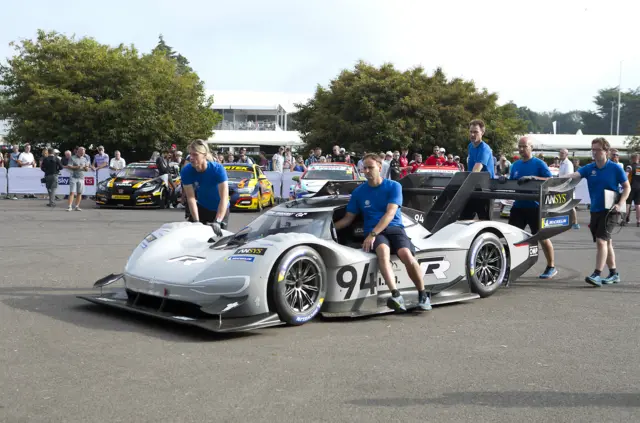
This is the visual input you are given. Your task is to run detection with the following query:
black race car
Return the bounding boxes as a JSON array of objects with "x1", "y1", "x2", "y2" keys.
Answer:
[{"x1": 95, "y1": 162, "x2": 180, "y2": 208}]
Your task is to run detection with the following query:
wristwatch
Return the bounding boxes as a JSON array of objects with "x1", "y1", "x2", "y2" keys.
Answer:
[{"x1": 369, "y1": 231, "x2": 377, "y2": 238}]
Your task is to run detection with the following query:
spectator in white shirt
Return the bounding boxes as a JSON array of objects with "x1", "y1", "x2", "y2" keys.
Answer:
[
  {"x1": 272, "y1": 147, "x2": 285, "y2": 172},
  {"x1": 558, "y1": 148, "x2": 579, "y2": 229},
  {"x1": 18, "y1": 144, "x2": 37, "y2": 198},
  {"x1": 18, "y1": 144, "x2": 36, "y2": 168},
  {"x1": 109, "y1": 150, "x2": 126, "y2": 174}
]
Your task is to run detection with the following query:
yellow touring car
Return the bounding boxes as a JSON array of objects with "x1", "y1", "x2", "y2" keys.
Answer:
[{"x1": 224, "y1": 163, "x2": 276, "y2": 211}]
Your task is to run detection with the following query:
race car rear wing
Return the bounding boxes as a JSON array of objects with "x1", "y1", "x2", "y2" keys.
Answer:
[{"x1": 398, "y1": 172, "x2": 581, "y2": 241}]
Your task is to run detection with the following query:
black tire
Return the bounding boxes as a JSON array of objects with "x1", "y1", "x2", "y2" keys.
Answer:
[
  {"x1": 271, "y1": 246, "x2": 327, "y2": 325},
  {"x1": 257, "y1": 190, "x2": 264, "y2": 212},
  {"x1": 160, "y1": 188, "x2": 169, "y2": 209},
  {"x1": 466, "y1": 232, "x2": 508, "y2": 298}
]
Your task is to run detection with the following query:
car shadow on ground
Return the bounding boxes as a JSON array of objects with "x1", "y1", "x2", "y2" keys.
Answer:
[
  {"x1": 346, "y1": 391, "x2": 640, "y2": 408},
  {"x1": 0, "y1": 286, "x2": 272, "y2": 342}
]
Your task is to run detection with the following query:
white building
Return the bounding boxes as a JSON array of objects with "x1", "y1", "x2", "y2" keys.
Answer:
[
  {"x1": 206, "y1": 90, "x2": 313, "y2": 154},
  {"x1": 523, "y1": 133, "x2": 636, "y2": 158}
]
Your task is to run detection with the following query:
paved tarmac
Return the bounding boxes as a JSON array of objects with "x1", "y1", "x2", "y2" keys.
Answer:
[{"x1": 1, "y1": 198, "x2": 639, "y2": 423}]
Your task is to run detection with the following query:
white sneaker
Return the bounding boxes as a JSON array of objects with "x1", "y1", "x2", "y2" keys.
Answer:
[
  {"x1": 67, "y1": 206, "x2": 72, "y2": 211},
  {"x1": 75, "y1": 206, "x2": 82, "y2": 211}
]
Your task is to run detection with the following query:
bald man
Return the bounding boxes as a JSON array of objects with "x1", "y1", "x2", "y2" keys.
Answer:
[
  {"x1": 558, "y1": 148, "x2": 579, "y2": 229},
  {"x1": 507, "y1": 136, "x2": 557, "y2": 279}
]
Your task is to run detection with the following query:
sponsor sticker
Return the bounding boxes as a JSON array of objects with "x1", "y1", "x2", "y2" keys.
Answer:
[
  {"x1": 167, "y1": 256, "x2": 207, "y2": 265},
  {"x1": 309, "y1": 165, "x2": 350, "y2": 171},
  {"x1": 529, "y1": 245, "x2": 539, "y2": 257},
  {"x1": 544, "y1": 193, "x2": 568, "y2": 206},
  {"x1": 225, "y1": 165, "x2": 252, "y2": 171},
  {"x1": 226, "y1": 255, "x2": 256, "y2": 262},
  {"x1": 234, "y1": 248, "x2": 267, "y2": 255},
  {"x1": 57, "y1": 176, "x2": 95, "y2": 186},
  {"x1": 541, "y1": 215, "x2": 569, "y2": 228}
]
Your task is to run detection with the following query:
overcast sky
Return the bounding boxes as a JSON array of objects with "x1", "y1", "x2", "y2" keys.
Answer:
[{"x1": 2, "y1": 0, "x2": 639, "y2": 114}]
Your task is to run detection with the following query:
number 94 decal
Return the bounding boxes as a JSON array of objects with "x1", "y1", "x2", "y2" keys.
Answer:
[{"x1": 336, "y1": 263, "x2": 376, "y2": 300}]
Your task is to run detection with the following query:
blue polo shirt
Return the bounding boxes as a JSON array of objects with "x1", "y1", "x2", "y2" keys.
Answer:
[
  {"x1": 578, "y1": 160, "x2": 627, "y2": 212},
  {"x1": 467, "y1": 141, "x2": 495, "y2": 178},
  {"x1": 509, "y1": 157, "x2": 552, "y2": 208},
  {"x1": 347, "y1": 179, "x2": 403, "y2": 234},
  {"x1": 180, "y1": 161, "x2": 229, "y2": 211}
]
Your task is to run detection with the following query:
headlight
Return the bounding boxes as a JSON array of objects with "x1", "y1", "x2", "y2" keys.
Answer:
[
  {"x1": 97, "y1": 180, "x2": 108, "y2": 191},
  {"x1": 137, "y1": 183, "x2": 160, "y2": 192},
  {"x1": 237, "y1": 187, "x2": 253, "y2": 194}
]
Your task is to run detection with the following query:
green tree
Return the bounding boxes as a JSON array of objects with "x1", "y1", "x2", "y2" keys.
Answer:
[
  {"x1": 582, "y1": 87, "x2": 640, "y2": 135},
  {"x1": 625, "y1": 135, "x2": 640, "y2": 151},
  {"x1": 152, "y1": 34, "x2": 193, "y2": 75},
  {"x1": 292, "y1": 61, "x2": 527, "y2": 159},
  {"x1": 0, "y1": 30, "x2": 219, "y2": 156}
]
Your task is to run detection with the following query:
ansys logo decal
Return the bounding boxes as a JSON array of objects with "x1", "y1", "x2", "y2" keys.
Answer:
[{"x1": 544, "y1": 193, "x2": 568, "y2": 205}]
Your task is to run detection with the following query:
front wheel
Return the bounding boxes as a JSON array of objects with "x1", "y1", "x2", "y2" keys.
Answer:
[
  {"x1": 466, "y1": 232, "x2": 508, "y2": 298},
  {"x1": 271, "y1": 246, "x2": 327, "y2": 325}
]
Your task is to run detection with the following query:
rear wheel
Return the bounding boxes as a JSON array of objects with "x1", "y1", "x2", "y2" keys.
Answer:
[
  {"x1": 257, "y1": 191, "x2": 264, "y2": 211},
  {"x1": 466, "y1": 232, "x2": 508, "y2": 298},
  {"x1": 271, "y1": 246, "x2": 327, "y2": 325}
]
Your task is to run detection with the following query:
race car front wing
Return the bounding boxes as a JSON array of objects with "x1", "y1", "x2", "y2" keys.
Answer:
[{"x1": 78, "y1": 280, "x2": 284, "y2": 333}]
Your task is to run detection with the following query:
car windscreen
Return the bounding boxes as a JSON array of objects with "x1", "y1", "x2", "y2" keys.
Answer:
[
  {"x1": 225, "y1": 170, "x2": 254, "y2": 180},
  {"x1": 226, "y1": 211, "x2": 330, "y2": 246},
  {"x1": 304, "y1": 166, "x2": 353, "y2": 180},
  {"x1": 116, "y1": 167, "x2": 159, "y2": 179}
]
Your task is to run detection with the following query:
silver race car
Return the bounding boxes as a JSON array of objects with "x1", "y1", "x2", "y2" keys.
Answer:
[{"x1": 79, "y1": 172, "x2": 580, "y2": 333}]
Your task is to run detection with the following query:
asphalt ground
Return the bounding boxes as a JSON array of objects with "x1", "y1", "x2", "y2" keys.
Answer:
[{"x1": 1, "y1": 198, "x2": 639, "y2": 423}]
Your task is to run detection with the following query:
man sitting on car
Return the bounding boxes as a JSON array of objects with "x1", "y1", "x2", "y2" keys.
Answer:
[{"x1": 334, "y1": 153, "x2": 432, "y2": 312}]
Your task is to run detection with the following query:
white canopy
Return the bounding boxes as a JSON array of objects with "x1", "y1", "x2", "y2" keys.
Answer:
[
  {"x1": 206, "y1": 130, "x2": 304, "y2": 147},
  {"x1": 525, "y1": 134, "x2": 632, "y2": 150}
]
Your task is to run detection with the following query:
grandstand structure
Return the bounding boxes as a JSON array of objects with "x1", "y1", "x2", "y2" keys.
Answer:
[{"x1": 206, "y1": 90, "x2": 310, "y2": 154}]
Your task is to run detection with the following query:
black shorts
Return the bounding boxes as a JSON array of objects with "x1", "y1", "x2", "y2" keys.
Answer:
[
  {"x1": 461, "y1": 198, "x2": 493, "y2": 220},
  {"x1": 627, "y1": 188, "x2": 640, "y2": 205},
  {"x1": 373, "y1": 226, "x2": 414, "y2": 255},
  {"x1": 189, "y1": 202, "x2": 230, "y2": 228},
  {"x1": 589, "y1": 211, "x2": 615, "y2": 242},
  {"x1": 508, "y1": 207, "x2": 540, "y2": 234}
]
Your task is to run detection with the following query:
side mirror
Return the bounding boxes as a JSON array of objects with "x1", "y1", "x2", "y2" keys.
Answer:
[{"x1": 292, "y1": 176, "x2": 300, "y2": 182}]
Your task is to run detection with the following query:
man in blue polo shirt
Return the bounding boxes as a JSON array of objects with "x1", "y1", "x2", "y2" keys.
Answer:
[
  {"x1": 567, "y1": 137, "x2": 630, "y2": 286},
  {"x1": 506, "y1": 136, "x2": 557, "y2": 279},
  {"x1": 461, "y1": 119, "x2": 495, "y2": 220},
  {"x1": 334, "y1": 153, "x2": 432, "y2": 312}
]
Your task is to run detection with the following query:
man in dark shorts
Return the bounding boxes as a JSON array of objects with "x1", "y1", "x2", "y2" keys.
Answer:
[
  {"x1": 567, "y1": 137, "x2": 630, "y2": 286},
  {"x1": 506, "y1": 137, "x2": 557, "y2": 279},
  {"x1": 180, "y1": 139, "x2": 230, "y2": 236},
  {"x1": 461, "y1": 119, "x2": 495, "y2": 220},
  {"x1": 625, "y1": 153, "x2": 640, "y2": 226},
  {"x1": 334, "y1": 154, "x2": 431, "y2": 312}
]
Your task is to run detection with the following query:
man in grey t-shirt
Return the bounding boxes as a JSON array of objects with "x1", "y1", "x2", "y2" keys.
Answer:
[{"x1": 67, "y1": 146, "x2": 90, "y2": 211}]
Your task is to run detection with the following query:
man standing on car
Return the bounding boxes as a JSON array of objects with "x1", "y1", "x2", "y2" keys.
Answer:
[
  {"x1": 507, "y1": 137, "x2": 557, "y2": 279},
  {"x1": 461, "y1": 119, "x2": 495, "y2": 220},
  {"x1": 334, "y1": 153, "x2": 432, "y2": 312},
  {"x1": 181, "y1": 140, "x2": 229, "y2": 237},
  {"x1": 566, "y1": 137, "x2": 630, "y2": 286}
]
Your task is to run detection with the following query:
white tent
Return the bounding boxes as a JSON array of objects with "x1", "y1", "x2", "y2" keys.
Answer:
[{"x1": 206, "y1": 130, "x2": 304, "y2": 147}]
